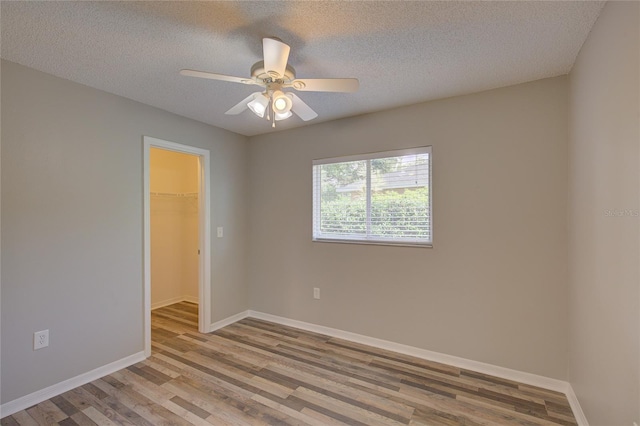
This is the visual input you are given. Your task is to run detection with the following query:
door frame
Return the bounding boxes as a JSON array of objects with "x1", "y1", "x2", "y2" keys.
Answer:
[{"x1": 143, "y1": 136, "x2": 211, "y2": 356}]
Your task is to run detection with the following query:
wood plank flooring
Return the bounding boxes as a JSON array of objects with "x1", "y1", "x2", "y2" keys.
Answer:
[{"x1": 2, "y1": 302, "x2": 577, "y2": 425}]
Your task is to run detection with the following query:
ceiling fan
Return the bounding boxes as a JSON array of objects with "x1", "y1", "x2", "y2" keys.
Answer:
[{"x1": 180, "y1": 37, "x2": 359, "y2": 127}]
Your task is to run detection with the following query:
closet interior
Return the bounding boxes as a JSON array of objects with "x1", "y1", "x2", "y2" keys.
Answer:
[{"x1": 150, "y1": 148, "x2": 200, "y2": 309}]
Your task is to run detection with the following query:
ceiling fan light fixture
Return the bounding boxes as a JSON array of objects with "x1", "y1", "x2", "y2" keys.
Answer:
[
  {"x1": 181, "y1": 37, "x2": 358, "y2": 126},
  {"x1": 272, "y1": 91, "x2": 292, "y2": 115},
  {"x1": 247, "y1": 93, "x2": 269, "y2": 118}
]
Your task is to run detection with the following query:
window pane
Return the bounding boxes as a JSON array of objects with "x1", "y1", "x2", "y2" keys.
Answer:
[
  {"x1": 318, "y1": 160, "x2": 367, "y2": 237},
  {"x1": 313, "y1": 147, "x2": 431, "y2": 246},
  {"x1": 370, "y1": 153, "x2": 430, "y2": 240}
]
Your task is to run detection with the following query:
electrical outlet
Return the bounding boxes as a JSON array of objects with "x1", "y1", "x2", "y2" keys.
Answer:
[
  {"x1": 313, "y1": 288, "x2": 320, "y2": 299},
  {"x1": 34, "y1": 330, "x2": 49, "y2": 350},
  {"x1": 217, "y1": 227, "x2": 223, "y2": 238}
]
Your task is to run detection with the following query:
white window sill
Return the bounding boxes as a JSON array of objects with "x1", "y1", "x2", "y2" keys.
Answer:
[{"x1": 312, "y1": 238, "x2": 432, "y2": 248}]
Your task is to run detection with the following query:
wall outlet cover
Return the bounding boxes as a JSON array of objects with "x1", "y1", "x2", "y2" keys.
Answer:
[{"x1": 34, "y1": 330, "x2": 49, "y2": 350}]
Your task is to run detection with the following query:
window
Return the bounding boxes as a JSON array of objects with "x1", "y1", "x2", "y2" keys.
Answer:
[{"x1": 313, "y1": 147, "x2": 432, "y2": 246}]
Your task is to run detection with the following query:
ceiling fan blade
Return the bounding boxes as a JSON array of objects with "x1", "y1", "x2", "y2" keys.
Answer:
[
  {"x1": 263, "y1": 38, "x2": 290, "y2": 78},
  {"x1": 291, "y1": 78, "x2": 359, "y2": 93},
  {"x1": 288, "y1": 93, "x2": 318, "y2": 121},
  {"x1": 225, "y1": 93, "x2": 260, "y2": 115},
  {"x1": 180, "y1": 69, "x2": 255, "y2": 85}
]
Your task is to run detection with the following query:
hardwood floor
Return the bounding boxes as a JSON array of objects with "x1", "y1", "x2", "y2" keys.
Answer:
[{"x1": 2, "y1": 302, "x2": 577, "y2": 425}]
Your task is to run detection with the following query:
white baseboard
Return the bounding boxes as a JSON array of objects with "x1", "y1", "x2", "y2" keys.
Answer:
[
  {"x1": 565, "y1": 384, "x2": 589, "y2": 426},
  {"x1": 248, "y1": 310, "x2": 570, "y2": 394},
  {"x1": 208, "y1": 310, "x2": 249, "y2": 333},
  {"x1": 183, "y1": 295, "x2": 198, "y2": 305},
  {"x1": 0, "y1": 351, "x2": 146, "y2": 418},
  {"x1": 151, "y1": 296, "x2": 198, "y2": 310}
]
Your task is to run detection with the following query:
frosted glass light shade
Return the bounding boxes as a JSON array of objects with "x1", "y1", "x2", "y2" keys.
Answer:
[
  {"x1": 247, "y1": 93, "x2": 269, "y2": 118},
  {"x1": 275, "y1": 111, "x2": 292, "y2": 121}
]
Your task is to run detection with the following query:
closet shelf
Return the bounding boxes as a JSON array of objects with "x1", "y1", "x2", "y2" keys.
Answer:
[{"x1": 150, "y1": 192, "x2": 198, "y2": 198}]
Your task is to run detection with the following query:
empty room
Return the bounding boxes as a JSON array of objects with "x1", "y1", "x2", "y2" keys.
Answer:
[{"x1": 1, "y1": 1, "x2": 638, "y2": 425}]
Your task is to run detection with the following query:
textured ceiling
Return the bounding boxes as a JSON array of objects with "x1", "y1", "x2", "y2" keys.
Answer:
[{"x1": 1, "y1": 1, "x2": 604, "y2": 137}]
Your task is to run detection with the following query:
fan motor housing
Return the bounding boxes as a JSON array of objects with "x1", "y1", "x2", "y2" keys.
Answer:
[{"x1": 251, "y1": 61, "x2": 296, "y2": 82}]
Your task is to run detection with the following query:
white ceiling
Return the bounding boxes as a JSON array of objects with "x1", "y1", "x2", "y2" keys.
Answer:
[{"x1": 1, "y1": 1, "x2": 604, "y2": 137}]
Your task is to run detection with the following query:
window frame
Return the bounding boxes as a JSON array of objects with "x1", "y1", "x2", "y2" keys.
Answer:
[{"x1": 312, "y1": 146, "x2": 433, "y2": 247}]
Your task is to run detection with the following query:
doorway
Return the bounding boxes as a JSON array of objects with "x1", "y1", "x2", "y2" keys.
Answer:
[{"x1": 143, "y1": 136, "x2": 211, "y2": 356}]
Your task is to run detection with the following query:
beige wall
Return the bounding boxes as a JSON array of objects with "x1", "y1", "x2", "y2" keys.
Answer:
[
  {"x1": 0, "y1": 60, "x2": 248, "y2": 403},
  {"x1": 567, "y1": 1, "x2": 640, "y2": 424},
  {"x1": 247, "y1": 76, "x2": 569, "y2": 379},
  {"x1": 150, "y1": 148, "x2": 199, "y2": 307}
]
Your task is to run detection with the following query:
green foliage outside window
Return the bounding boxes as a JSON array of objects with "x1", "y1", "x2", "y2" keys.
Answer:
[{"x1": 320, "y1": 188, "x2": 430, "y2": 237}]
